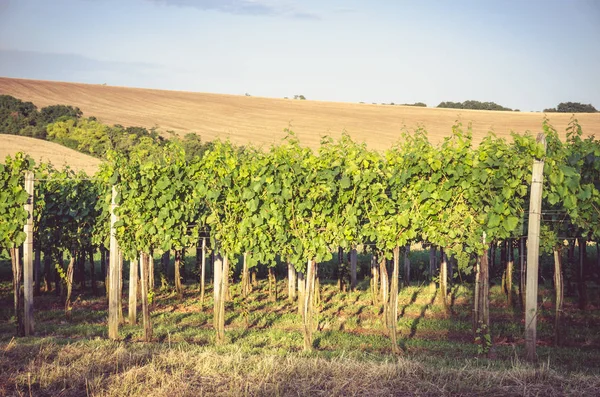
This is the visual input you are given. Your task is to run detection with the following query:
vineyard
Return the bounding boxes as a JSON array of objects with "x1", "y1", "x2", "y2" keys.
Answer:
[{"x1": 2, "y1": 119, "x2": 600, "y2": 395}]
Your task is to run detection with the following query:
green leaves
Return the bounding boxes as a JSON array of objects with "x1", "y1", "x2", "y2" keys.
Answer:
[
  {"x1": 0, "y1": 153, "x2": 34, "y2": 251},
  {"x1": 18, "y1": 117, "x2": 589, "y2": 275}
]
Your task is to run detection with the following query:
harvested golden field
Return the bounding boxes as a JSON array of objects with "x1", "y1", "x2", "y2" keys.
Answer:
[
  {"x1": 1, "y1": 77, "x2": 599, "y2": 151},
  {"x1": 0, "y1": 135, "x2": 101, "y2": 174}
]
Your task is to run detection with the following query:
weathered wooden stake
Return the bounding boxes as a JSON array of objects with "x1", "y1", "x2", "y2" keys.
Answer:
[
  {"x1": 525, "y1": 133, "x2": 546, "y2": 362},
  {"x1": 118, "y1": 249, "x2": 124, "y2": 324},
  {"x1": 303, "y1": 259, "x2": 315, "y2": 351},
  {"x1": 297, "y1": 271, "x2": 305, "y2": 316},
  {"x1": 380, "y1": 256, "x2": 389, "y2": 328},
  {"x1": 370, "y1": 254, "x2": 380, "y2": 305},
  {"x1": 404, "y1": 245, "x2": 411, "y2": 287},
  {"x1": 23, "y1": 171, "x2": 34, "y2": 335},
  {"x1": 390, "y1": 247, "x2": 400, "y2": 354},
  {"x1": 174, "y1": 249, "x2": 183, "y2": 298},
  {"x1": 429, "y1": 245, "x2": 437, "y2": 282},
  {"x1": 200, "y1": 238, "x2": 207, "y2": 303},
  {"x1": 440, "y1": 249, "x2": 448, "y2": 309},
  {"x1": 129, "y1": 259, "x2": 138, "y2": 325},
  {"x1": 288, "y1": 262, "x2": 297, "y2": 301},
  {"x1": 11, "y1": 247, "x2": 23, "y2": 335},
  {"x1": 350, "y1": 247, "x2": 357, "y2": 290},
  {"x1": 108, "y1": 186, "x2": 120, "y2": 340},
  {"x1": 242, "y1": 252, "x2": 250, "y2": 298},
  {"x1": 213, "y1": 252, "x2": 225, "y2": 344},
  {"x1": 553, "y1": 248, "x2": 563, "y2": 346},
  {"x1": 34, "y1": 246, "x2": 41, "y2": 296},
  {"x1": 139, "y1": 253, "x2": 152, "y2": 341}
]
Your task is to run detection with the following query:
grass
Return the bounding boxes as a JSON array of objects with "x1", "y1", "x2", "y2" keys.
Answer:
[{"x1": 1, "y1": 261, "x2": 600, "y2": 395}]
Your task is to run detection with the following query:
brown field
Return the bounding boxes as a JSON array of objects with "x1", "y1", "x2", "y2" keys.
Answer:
[
  {"x1": 0, "y1": 135, "x2": 102, "y2": 174},
  {"x1": 1, "y1": 77, "x2": 600, "y2": 152}
]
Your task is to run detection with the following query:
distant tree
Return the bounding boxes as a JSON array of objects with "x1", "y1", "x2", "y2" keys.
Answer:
[
  {"x1": 0, "y1": 95, "x2": 37, "y2": 116},
  {"x1": 19, "y1": 125, "x2": 47, "y2": 139},
  {"x1": 46, "y1": 118, "x2": 110, "y2": 155},
  {"x1": 437, "y1": 100, "x2": 511, "y2": 111},
  {"x1": 0, "y1": 95, "x2": 40, "y2": 134},
  {"x1": 294, "y1": 95, "x2": 306, "y2": 100},
  {"x1": 401, "y1": 102, "x2": 427, "y2": 107},
  {"x1": 544, "y1": 102, "x2": 597, "y2": 113},
  {"x1": 39, "y1": 105, "x2": 82, "y2": 124}
]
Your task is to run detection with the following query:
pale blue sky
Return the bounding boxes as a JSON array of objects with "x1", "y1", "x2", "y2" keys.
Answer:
[{"x1": 0, "y1": 0, "x2": 599, "y2": 111}]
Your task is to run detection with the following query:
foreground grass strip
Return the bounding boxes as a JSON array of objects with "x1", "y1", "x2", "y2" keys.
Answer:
[{"x1": 2, "y1": 339, "x2": 600, "y2": 396}]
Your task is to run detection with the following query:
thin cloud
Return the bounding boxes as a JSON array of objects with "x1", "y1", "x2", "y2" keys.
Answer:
[
  {"x1": 291, "y1": 11, "x2": 320, "y2": 20},
  {"x1": 148, "y1": 0, "x2": 274, "y2": 15},
  {"x1": 147, "y1": 0, "x2": 319, "y2": 19}
]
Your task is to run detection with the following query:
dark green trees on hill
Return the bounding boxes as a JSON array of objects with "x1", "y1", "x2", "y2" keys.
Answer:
[
  {"x1": 437, "y1": 100, "x2": 512, "y2": 111},
  {"x1": 0, "y1": 95, "x2": 83, "y2": 138},
  {"x1": 544, "y1": 102, "x2": 598, "y2": 113}
]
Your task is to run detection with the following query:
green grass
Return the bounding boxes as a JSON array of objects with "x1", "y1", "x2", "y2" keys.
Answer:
[{"x1": 1, "y1": 273, "x2": 600, "y2": 395}]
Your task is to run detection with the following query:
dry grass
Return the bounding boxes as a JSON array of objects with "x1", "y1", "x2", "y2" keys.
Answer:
[
  {"x1": 2, "y1": 77, "x2": 600, "y2": 152},
  {"x1": 0, "y1": 135, "x2": 102, "y2": 175},
  {"x1": 3, "y1": 339, "x2": 600, "y2": 396},
  {"x1": 1, "y1": 277, "x2": 600, "y2": 396}
]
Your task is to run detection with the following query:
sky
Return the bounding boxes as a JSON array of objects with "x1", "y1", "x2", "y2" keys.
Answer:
[{"x1": 0, "y1": 0, "x2": 599, "y2": 111}]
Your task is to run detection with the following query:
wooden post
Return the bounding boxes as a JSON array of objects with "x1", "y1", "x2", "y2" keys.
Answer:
[
  {"x1": 200, "y1": 238, "x2": 206, "y2": 304},
  {"x1": 268, "y1": 267, "x2": 275, "y2": 301},
  {"x1": 350, "y1": 247, "x2": 357, "y2": 290},
  {"x1": 288, "y1": 262, "x2": 297, "y2": 301},
  {"x1": 525, "y1": 133, "x2": 546, "y2": 362},
  {"x1": 519, "y1": 237, "x2": 526, "y2": 308},
  {"x1": 429, "y1": 245, "x2": 437, "y2": 282},
  {"x1": 174, "y1": 249, "x2": 183, "y2": 298},
  {"x1": 148, "y1": 251, "x2": 155, "y2": 292},
  {"x1": 404, "y1": 245, "x2": 411, "y2": 287},
  {"x1": 370, "y1": 254, "x2": 380, "y2": 305},
  {"x1": 162, "y1": 251, "x2": 170, "y2": 281},
  {"x1": 506, "y1": 239, "x2": 514, "y2": 306},
  {"x1": 108, "y1": 186, "x2": 120, "y2": 340},
  {"x1": 553, "y1": 248, "x2": 563, "y2": 346},
  {"x1": 303, "y1": 259, "x2": 315, "y2": 351},
  {"x1": 242, "y1": 252, "x2": 250, "y2": 298},
  {"x1": 89, "y1": 249, "x2": 97, "y2": 296},
  {"x1": 23, "y1": 171, "x2": 34, "y2": 335},
  {"x1": 390, "y1": 247, "x2": 400, "y2": 354},
  {"x1": 11, "y1": 247, "x2": 23, "y2": 335},
  {"x1": 129, "y1": 259, "x2": 138, "y2": 325},
  {"x1": 440, "y1": 249, "x2": 448, "y2": 309},
  {"x1": 380, "y1": 256, "x2": 389, "y2": 328},
  {"x1": 297, "y1": 271, "x2": 305, "y2": 316},
  {"x1": 139, "y1": 253, "x2": 152, "y2": 341},
  {"x1": 43, "y1": 250, "x2": 51, "y2": 292},
  {"x1": 118, "y1": 250, "x2": 124, "y2": 324},
  {"x1": 213, "y1": 252, "x2": 224, "y2": 344},
  {"x1": 577, "y1": 238, "x2": 588, "y2": 310},
  {"x1": 34, "y1": 246, "x2": 41, "y2": 296}
]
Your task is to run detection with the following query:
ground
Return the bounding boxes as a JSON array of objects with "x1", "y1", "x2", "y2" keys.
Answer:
[
  {"x1": 0, "y1": 135, "x2": 102, "y2": 175},
  {"x1": 1, "y1": 257, "x2": 600, "y2": 396}
]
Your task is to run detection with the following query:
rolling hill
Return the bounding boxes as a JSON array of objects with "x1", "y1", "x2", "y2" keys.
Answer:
[
  {"x1": 1, "y1": 77, "x2": 599, "y2": 152},
  {"x1": 0, "y1": 135, "x2": 102, "y2": 175}
]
